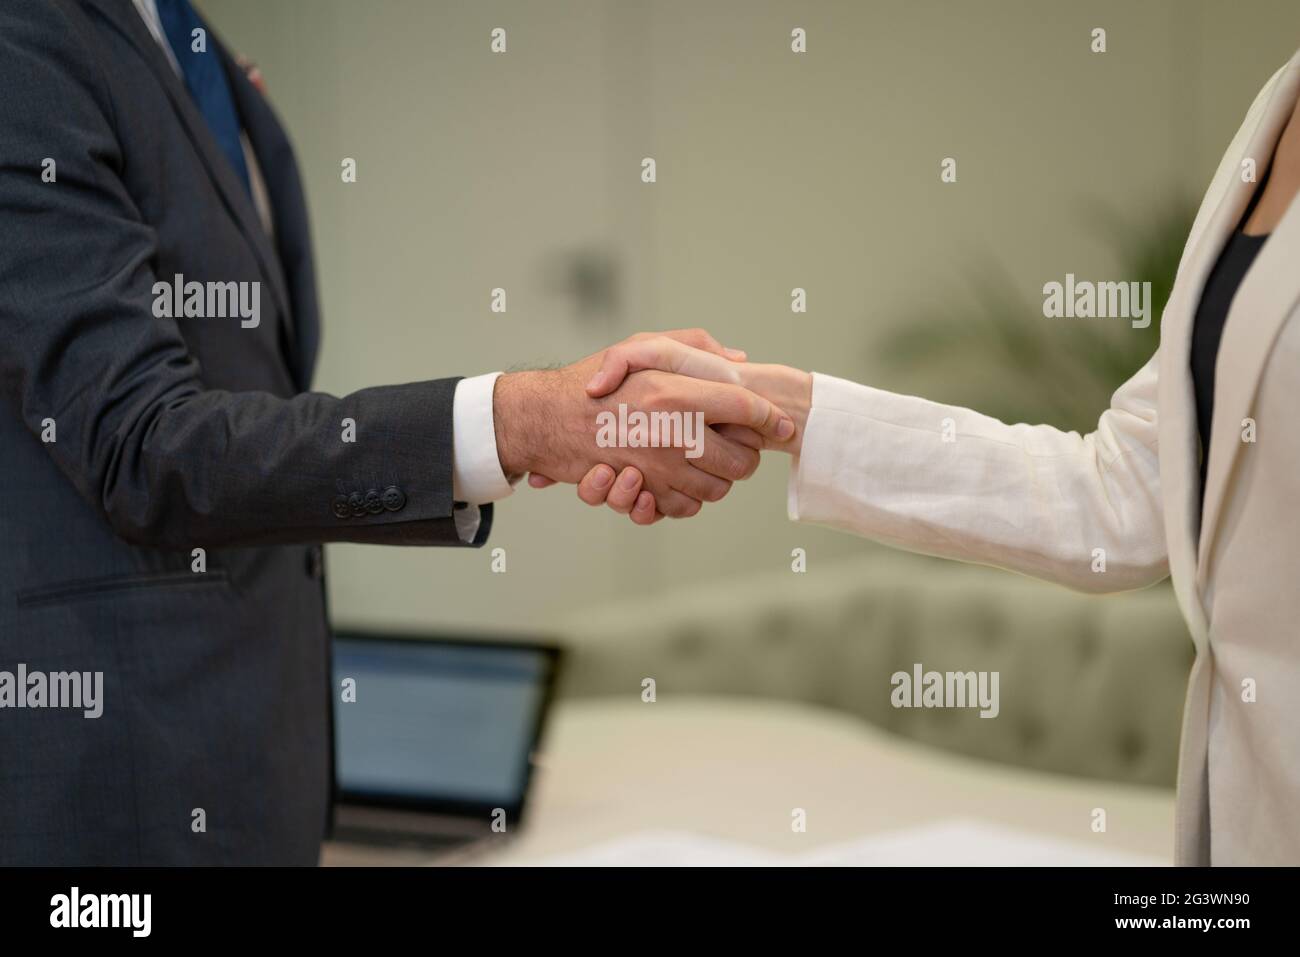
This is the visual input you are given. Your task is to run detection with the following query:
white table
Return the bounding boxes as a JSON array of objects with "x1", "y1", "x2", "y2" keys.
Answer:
[{"x1": 323, "y1": 697, "x2": 1175, "y2": 866}]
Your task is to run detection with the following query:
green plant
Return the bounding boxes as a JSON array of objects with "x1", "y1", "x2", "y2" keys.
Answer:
[{"x1": 875, "y1": 199, "x2": 1195, "y2": 435}]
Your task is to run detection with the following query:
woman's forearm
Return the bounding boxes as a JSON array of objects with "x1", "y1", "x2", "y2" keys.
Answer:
[{"x1": 771, "y1": 362, "x2": 1169, "y2": 593}]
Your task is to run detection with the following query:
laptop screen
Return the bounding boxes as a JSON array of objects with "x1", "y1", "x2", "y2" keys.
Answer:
[{"x1": 332, "y1": 633, "x2": 559, "y2": 815}]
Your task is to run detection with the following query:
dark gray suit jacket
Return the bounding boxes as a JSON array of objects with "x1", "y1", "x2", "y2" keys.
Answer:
[{"x1": 0, "y1": 0, "x2": 489, "y2": 864}]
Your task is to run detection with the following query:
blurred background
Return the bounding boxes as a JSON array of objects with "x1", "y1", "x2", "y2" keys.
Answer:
[{"x1": 198, "y1": 0, "x2": 1300, "y2": 862}]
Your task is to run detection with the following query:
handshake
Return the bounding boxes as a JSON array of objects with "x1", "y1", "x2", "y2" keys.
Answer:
[{"x1": 491, "y1": 329, "x2": 813, "y2": 524}]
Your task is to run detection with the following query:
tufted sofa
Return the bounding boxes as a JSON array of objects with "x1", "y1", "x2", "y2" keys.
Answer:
[{"x1": 556, "y1": 552, "x2": 1193, "y2": 788}]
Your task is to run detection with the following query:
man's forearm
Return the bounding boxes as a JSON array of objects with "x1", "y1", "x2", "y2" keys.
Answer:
[{"x1": 492, "y1": 369, "x2": 563, "y2": 480}]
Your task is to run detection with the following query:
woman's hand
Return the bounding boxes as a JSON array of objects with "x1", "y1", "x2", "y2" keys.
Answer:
[{"x1": 710, "y1": 363, "x2": 812, "y2": 454}]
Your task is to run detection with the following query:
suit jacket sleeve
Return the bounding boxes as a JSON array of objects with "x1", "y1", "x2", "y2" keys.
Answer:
[
  {"x1": 0, "y1": 3, "x2": 486, "y2": 549},
  {"x1": 788, "y1": 355, "x2": 1168, "y2": 593}
]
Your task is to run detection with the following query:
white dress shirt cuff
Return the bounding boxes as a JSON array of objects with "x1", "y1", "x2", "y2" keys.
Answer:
[{"x1": 452, "y1": 372, "x2": 517, "y2": 505}]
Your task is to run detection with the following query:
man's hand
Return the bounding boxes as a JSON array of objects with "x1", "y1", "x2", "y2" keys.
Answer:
[
  {"x1": 493, "y1": 333, "x2": 796, "y2": 519},
  {"x1": 526, "y1": 328, "x2": 753, "y2": 522}
]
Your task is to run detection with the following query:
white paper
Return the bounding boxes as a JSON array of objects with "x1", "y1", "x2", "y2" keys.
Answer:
[
  {"x1": 536, "y1": 830, "x2": 783, "y2": 867},
  {"x1": 530, "y1": 818, "x2": 1168, "y2": 867}
]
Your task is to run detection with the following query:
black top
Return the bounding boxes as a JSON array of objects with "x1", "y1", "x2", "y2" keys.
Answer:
[{"x1": 1190, "y1": 228, "x2": 1269, "y2": 508}]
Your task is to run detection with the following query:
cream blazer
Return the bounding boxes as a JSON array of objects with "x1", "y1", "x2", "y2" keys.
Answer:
[{"x1": 789, "y1": 51, "x2": 1300, "y2": 866}]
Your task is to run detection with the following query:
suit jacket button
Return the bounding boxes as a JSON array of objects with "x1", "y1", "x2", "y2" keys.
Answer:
[
  {"x1": 381, "y1": 486, "x2": 406, "y2": 512},
  {"x1": 332, "y1": 496, "x2": 351, "y2": 520},
  {"x1": 348, "y1": 492, "x2": 366, "y2": 517},
  {"x1": 364, "y1": 489, "x2": 384, "y2": 514}
]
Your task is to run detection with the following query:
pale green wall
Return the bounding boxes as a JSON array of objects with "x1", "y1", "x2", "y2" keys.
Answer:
[{"x1": 197, "y1": 0, "x2": 1300, "y2": 632}]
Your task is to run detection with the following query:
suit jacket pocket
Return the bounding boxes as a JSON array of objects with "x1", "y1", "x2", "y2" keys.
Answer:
[{"x1": 16, "y1": 569, "x2": 231, "y2": 608}]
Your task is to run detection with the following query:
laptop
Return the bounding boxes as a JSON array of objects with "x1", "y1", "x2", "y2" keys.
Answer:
[{"x1": 329, "y1": 630, "x2": 562, "y2": 858}]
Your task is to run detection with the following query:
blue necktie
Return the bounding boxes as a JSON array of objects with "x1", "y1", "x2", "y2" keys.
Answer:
[{"x1": 156, "y1": 0, "x2": 251, "y2": 197}]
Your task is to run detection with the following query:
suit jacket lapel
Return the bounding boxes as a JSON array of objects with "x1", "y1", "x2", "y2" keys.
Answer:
[
  {"x1": 82, "y1": 0, "x2": 294, "y2": 342},
  {"x1": 221, "y1": 46, "x2": 320, "y2": 390},
  {"x1": 1198, "y1": 61, "x2": 1300, "y2": 584},
  {"x1": 1156, "y1": 55, "x2": 1298, "y2": 647}
]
